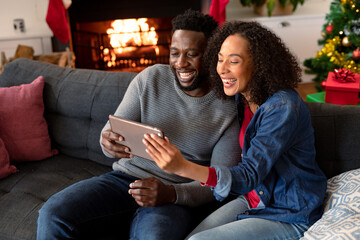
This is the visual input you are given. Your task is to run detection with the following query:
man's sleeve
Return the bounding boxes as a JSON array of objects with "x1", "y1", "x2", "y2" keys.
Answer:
[
  {"x1": 173, "y1": 118, "x2": 241, "y2": 206},
  {"x1": 99, "y1": 73, "x2": 144, "y2": 157}
]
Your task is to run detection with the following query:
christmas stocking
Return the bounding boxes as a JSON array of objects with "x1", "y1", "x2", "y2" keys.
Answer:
[
  {"x1": 209, "y1": 0, "x2": 229, "y2": 25},
  {"x1": 46, "y1": 0, "x2": 70, "y2": 43}
]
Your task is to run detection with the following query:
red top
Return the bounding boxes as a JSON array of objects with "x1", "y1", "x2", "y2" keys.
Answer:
[
  {"x1": 239, "y1": 105, "x2": 260, "y2": 208},
  {"x1": 203, "y1": 104, "x2": 260, "y2": 208}
]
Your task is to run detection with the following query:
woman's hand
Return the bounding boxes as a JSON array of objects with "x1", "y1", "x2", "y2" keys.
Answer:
[
  {"x1": 143, "y1": 134, "x2": 211, "y2": 183},
  {"x1": 143, "y1": 134, "x2": 186, "y2": 175}
]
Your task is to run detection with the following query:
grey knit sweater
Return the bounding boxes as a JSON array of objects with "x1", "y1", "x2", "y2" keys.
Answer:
[{"x1": 100, "y1": 64, "x2": 241, "y2": 207}]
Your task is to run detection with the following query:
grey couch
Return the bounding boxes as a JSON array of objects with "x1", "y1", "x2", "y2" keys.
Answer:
[{"x1": 0, "y1": 58, "x2": 359, "y2": 240}]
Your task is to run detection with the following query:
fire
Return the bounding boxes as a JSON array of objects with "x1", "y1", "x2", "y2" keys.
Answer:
[{"x1": 104, "y1": 18, "x2": 159, "y2": 68}]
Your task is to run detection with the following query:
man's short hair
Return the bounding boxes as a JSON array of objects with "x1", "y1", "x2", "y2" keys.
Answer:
[{"x1": 172, "y1": 9, "x2": 218, "y2": 39}]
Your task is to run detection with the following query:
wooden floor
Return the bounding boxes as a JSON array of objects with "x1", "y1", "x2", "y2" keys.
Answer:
[{"x1": 296, "y1": 82, "x2": 317, "y2": 101}]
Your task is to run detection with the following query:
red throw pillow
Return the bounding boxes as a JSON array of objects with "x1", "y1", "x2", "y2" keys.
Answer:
[
  {"x1": 0, "y1": 76, "x2": 58, "y2": 161},
  {"x1": 0, "y1": 137, "x2": 17, "y2": 179}
]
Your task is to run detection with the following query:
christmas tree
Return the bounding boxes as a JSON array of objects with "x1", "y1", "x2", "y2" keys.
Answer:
[{"x1": 304, "y1": 0, "x2": 360, "y2": 90}]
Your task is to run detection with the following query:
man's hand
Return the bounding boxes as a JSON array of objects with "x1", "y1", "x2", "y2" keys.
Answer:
[
  {"x1": 101, "y1": 129, "x2": 134, "y2": 159},
  {"x1": 128, "y1": 177, "x2": 176, "y2": 207}
]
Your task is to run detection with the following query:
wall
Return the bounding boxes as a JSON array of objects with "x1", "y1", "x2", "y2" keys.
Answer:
[
  {"x1": 226, "y1": 0, "x2": 331, "y2": 20},
  {"x1": 0, "y1": 0, "x2": 53, "y2": 58},
  {"x1": 0, "y1": 0, "x2": 52, "y2": 40}
]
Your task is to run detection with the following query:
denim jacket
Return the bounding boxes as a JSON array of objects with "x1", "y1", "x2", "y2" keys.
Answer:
[{"x1": 212, "y1": 90, "x2": 327, "y2": 225}]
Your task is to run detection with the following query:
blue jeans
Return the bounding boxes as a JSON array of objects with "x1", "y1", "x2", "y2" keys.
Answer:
[
  {"x1": 37, "y1": 171, "x2": 196, "y2": 240},
  {"x1": 187, "y1": 195, "x2": 310, "y2": 240}
]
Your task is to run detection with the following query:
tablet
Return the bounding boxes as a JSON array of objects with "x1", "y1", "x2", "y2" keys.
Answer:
[{"x1": 109, "y1": 115, "x2": 164, "y2": 160}]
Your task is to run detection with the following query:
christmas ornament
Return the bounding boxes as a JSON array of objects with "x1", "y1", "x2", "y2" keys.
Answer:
[
  {"x1": 353, "y1": 48, "x2": 360, "y2": 61},
  {"x1": 326, "y1": 24, "x2": 333, "y2": 34},
  {"x1": 321, "y1": 31, "x2": 326, "y2": 38},
  {"x1": 342, "y1": 36, "x2": 352, "y2": 47}
]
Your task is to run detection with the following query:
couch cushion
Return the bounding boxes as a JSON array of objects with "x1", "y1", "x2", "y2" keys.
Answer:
[
  {"x1": 0, "y1": 58, "x2": 137, "y2": 166},
  {"x1": 0, "y1": 76, "x2": 58, "y2": 162},
  {"x1": 301, "y1": 168, "x2": 360, "y2": 240},
  {"x1": 305, "y1": 102, "x2": 360, "y2": 179},
  {"x1": 0, "y1": 154, "x2": 112, "y2": 240}
]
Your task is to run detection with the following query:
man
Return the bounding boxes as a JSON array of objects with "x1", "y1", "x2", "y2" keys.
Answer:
[{"x1": 37, "y1": 9, "x2": 241, "y2": 240}]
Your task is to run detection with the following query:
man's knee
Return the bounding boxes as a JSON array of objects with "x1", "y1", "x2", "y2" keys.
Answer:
[{"x1": 38, "y1": 192, "x2": 69, "y2": 224}]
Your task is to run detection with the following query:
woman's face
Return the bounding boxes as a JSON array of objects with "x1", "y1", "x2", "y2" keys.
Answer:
[{"x1": 217, "y1": 34, "x2": 253, "y2": 97}]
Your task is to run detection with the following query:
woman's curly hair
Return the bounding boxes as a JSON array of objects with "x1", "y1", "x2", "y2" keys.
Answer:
[
  {"x1": 172, "y1": 9, "x2": 218, "y2": 39},
  {"x1": 204, "y1": 21, "x2": 302, "y2": 105}
]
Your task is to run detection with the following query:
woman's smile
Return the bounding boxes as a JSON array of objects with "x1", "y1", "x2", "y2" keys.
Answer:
[{"x1": 221, "y1": 78, "x2": 237, "y2": 88}]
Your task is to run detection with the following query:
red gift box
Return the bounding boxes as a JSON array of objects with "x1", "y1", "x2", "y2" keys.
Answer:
[{"x1": 321, "y1": 69, "x2": 360, "y2": 105}]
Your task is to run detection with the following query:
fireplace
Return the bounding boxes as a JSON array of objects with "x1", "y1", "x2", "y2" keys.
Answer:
[
  {"x1": 68, "y1": 0, "x2": 204, "y2": 72},
  {"x1": 72, "y1": 17, "x2": 172, "y2": 72}
]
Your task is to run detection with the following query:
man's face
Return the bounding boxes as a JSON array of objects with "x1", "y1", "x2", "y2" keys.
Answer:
[{"x1": 169, "y1": 30, "x2": 207, "y2": 92}]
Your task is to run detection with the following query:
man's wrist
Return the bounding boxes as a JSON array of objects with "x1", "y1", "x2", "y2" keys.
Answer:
[{"x1": 167, "y1": 185, "x2": 177, "y2": 203}]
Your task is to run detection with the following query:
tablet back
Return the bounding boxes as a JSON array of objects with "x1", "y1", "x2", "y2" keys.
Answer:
[{"x1": 109, "y1": 115, "x2": 164, "y2": 160}]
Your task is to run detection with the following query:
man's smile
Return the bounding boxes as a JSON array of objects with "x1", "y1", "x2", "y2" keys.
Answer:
[{"x1": 177, "y1": 71, "x2": 196, "y2": 82}]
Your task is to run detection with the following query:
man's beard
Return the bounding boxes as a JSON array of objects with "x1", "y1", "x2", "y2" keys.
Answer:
[{"x1": 173, "y1": 72, "x2": 205, "y2": 92}]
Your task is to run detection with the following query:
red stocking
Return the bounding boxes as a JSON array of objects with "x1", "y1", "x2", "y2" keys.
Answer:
[
  {"x1": 46, "y1": 0, "x2": 70, "y2": 43},
  {"x1": 209, "y1": 0, "x2": 229, "y2": 25}
]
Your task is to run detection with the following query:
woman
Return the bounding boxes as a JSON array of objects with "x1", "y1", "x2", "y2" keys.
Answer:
[{"x1": 143, "y1": 21, "x2": 327, "y2": 240}]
